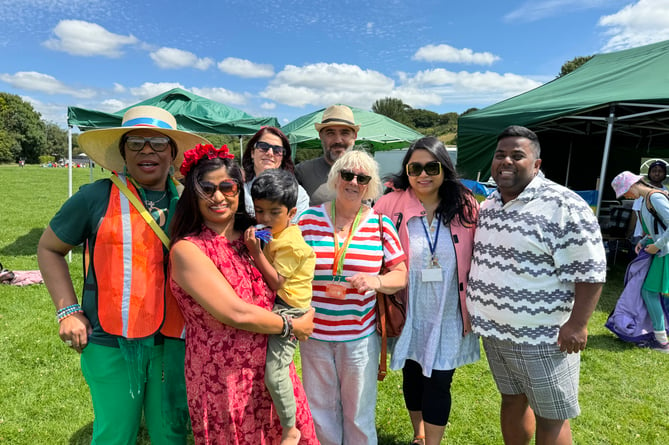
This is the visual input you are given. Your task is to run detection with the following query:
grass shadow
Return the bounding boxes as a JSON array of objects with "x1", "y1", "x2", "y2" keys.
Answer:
[
  {"x1": 0, "y1": 227, "x2": 45, "y2": 256},
  {"x1": 69, "y1": 422, "x2": 152, "y2": 444}
]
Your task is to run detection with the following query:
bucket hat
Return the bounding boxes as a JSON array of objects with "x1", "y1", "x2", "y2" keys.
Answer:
[
  {"x1": 314, "y1": 105, "x2": 360, "y2": 133},
  {"x1": 611, "y1": 171, "x2": 644, "y2": 198},
  {"x1": 78, "y1": 105, "x2": 209, "y2": 172}
]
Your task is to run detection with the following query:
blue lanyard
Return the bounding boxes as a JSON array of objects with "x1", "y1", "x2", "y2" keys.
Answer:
[{"x1": 421, "y1": 214, "x2": 441, "y2": 266}]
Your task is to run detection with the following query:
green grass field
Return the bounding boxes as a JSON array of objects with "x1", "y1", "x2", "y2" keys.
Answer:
[{"x1": 1, "y1": 164, "x2": 668, "y2": 444}]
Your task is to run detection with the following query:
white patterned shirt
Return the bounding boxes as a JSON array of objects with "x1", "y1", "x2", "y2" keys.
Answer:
[{"x1": 466, "y1": 176, "x2": 607, "y2": 345}]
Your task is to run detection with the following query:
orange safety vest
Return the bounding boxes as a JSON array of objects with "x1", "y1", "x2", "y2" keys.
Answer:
[{"x1": 94, "y1": 176, "x2": 184, "y2": 339}]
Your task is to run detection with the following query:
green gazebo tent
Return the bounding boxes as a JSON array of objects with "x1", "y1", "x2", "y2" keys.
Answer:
[
  {"x1": 457, "y1": 39, "x2": 669, "y2": 214},
  {"x1": 64, "y1": 88, "x2": 279, "y2": 196},
  {"x1": 282, "y1": 105, "x2": 424, "y2": 152},
  {"x1": 67, "y1": 87, "x2": 279, "y2": 134}
]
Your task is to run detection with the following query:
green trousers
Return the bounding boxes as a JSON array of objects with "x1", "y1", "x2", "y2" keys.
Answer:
[{"x1": 80, "y1": 340, "x2": 189, "y2": 445}]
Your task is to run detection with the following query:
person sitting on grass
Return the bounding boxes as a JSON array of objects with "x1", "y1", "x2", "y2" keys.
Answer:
[{"x1": 243, "y1": 169, "x2": 317, "y2": 445}]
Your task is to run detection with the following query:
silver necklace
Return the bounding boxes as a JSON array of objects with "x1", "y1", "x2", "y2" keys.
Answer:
[{"x1": 145, "y1": 191, "x2": 167, "y2": 212}]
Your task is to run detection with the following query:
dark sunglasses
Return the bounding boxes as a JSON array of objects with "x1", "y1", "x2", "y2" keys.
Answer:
[
  {"x1": 254, "y1": 141, "x2": 285, "y2": 156},
  {"x1": 406, "y1": 161, "x2": 442, "y2": 177},
  {"x1": 198, "y1": 180, "x2": 239, "y2": 197},
  {"x1": 125, "y1": 136, "x2": 171, "y2": 152},
  {"x1": 340, "y1": 170, "x2": 372, "y2": 185}
]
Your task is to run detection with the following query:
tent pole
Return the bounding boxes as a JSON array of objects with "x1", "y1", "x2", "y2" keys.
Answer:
[
  {"x1": 595, "y1": 105, "x2": 616, "y2": 218},
  {"x1": 565, "y1": 142, "x2": 572, "y2": 187},
  {"x1": 239, "y1": 136, "x2": 243, "y2": 158},
  {"x1": 67, "y1": 126, "x2": 73, "y2": 263}
]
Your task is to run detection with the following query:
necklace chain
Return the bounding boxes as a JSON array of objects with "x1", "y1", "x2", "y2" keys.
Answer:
[{"x1": 145, "y1": 191, "x2": 167, "y2": 212}]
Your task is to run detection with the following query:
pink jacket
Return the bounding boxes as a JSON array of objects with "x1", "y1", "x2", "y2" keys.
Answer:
[{"x1": 374, "y1": 187, "x2": 477, "y2": 336}]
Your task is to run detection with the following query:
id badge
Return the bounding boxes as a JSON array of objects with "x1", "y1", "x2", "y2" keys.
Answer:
[
  {"x1": 326, "y1": 283, "x2": 347, "y2": 299},
  {"x1": 421, "y1": 267, "x2": 443, "y2": 282}
]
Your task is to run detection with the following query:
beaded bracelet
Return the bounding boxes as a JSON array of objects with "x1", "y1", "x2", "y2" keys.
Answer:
[
  {"x1": 280, "y1": 313, "x2": 293, "y2": 338},
  {"x1": 56, "y1": 304, "x2": 83, "y2": 322}
]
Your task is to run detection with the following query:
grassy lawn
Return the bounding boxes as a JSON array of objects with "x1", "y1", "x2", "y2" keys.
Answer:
[{"x1": 1, "y1": 164, "x2": 668, "y2": 444}]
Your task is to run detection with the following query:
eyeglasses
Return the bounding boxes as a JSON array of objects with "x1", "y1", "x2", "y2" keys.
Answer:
[
  {"x1": 406, "y1": 161, "x2": 442, "y2": 177},
  {"x1": 254, "y1": 141, "x2": 285, "y2": 156},
  {"x1": 198, "y1": 180, "x2": 239, "y2": 197},
  {"x1": 339, "y1": 170, "x2": 372, "y2": 185},
  {"x1": 124, "y1": 136, "x2": 171, "y2": 152}
]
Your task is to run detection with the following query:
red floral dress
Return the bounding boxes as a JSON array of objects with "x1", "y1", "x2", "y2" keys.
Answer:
[{"x1": 170, "y1": 227, "x2": 319, "y2": 445}]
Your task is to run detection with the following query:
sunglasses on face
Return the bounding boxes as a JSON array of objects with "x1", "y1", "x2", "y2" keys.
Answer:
[
  {"x1": 124, "y1": 136, "x2": 171, "y2": 152},
  {"x1": 198, "y1": 180, "x2": 239, "y2": 197},
  {"x1": 254, "y1": 141, "x2": 285, "y2": 156},
  {"x1": 339, "y1": 170, "x2": 372, "y2": 185},
  {"x1": 406, "y1": 161, "x2": 442, "y2": 177}
]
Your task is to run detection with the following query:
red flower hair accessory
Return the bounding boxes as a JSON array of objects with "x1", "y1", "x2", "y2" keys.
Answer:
[{"x1": 180, "y1": 144, "x2": 234, "y2": 176}]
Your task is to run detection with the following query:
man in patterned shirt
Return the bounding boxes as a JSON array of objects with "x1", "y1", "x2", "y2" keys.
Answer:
[{"x1": 466, "y1": 125, "x2": 606, "y2": 445}]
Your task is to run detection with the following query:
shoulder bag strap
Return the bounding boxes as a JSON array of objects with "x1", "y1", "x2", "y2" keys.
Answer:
[{"x1": 377, "y1": 214, "x2": 388, "y2": 380}]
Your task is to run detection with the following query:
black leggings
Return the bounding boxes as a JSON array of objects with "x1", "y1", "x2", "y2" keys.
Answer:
[{"x1": 402, "y1": 359, "x2": 455, "y2": 426}]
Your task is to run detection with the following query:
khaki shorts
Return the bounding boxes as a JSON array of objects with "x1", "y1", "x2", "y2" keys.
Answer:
[{"x1": 482, "y1": 337, "x2": 581, "y2": 420}]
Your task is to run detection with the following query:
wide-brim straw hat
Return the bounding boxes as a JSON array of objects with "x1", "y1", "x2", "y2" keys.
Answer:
[
  {"x1": 314, "y1": 105, "x2": 360, "y2": 133},
  {"x1": 78, "y1": 105, "x2": 210, "y2": 172}
]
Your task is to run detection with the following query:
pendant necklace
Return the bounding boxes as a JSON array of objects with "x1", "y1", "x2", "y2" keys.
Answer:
[{"x1": 145, "y1": 191, "x2": 167, "y2": 213}]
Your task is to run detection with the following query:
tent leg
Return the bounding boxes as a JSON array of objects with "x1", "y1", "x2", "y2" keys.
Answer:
[
  {"x1": 67, "y1": 126, "x2": 73, "y2": 263},
  {"x1": 596, "y1": 105, "x2": 616, "y2": 218}
]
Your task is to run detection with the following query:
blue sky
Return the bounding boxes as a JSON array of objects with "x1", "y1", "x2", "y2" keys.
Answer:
[{"x1": 1, "y1": 0, "x2": 668, "y2": 129}]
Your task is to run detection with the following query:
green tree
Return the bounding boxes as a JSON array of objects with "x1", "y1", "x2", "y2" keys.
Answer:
[
  {"x1": 44, "y1": 122, "x2": 68, "y2": 160},
  {"x1": 0, "y1": 129, "x2": 19, "y2": 162},
  {"x1": 0, "y1": 92, "x2": 46, "y2": 163},
  {"x1": 372, "y1": 97, "x2": 412, "y2": 126},
  {"x1": 559, "y1": 55, "x2": 594, "y2": 77}
]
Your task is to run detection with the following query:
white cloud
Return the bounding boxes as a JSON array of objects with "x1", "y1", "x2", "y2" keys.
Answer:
[
  {"x1": 99, "y1": 98, "x2": 127, "y2": 112},
  {"x1": 150, "y1": 47, "x2": 213, "y2": 70},
  {"x1": 598, "y1": 0, "x2": 669, "y2": 51},
  {"x1": 217, "y1": 57, "x2": 274, "y2": 78},
  {"x1": 112, "y1": 83, "x2": 126, "y2": 93},
  {"x1": 504, "y1": 0, "x2": 611, "y2": 22},
  {"x1": 21, "y1": 96, "x2": 67, "y2": 125},
  {"x1": 129, "y1": 82, "x2": 185, "y2": 99},
  {"x1": 262, "y1": 63, "x2": 394, "y2": 108},
  {"x1": 413, "y1": 44, "x2": 501, "y2": 65},
  {"x1": 191, "y1": 87, "x2": 247, "y2": 105},
  {"x1": 396, "y1": 68, "x2": 542, "y2": 108},
  {"x1": 0, "y1": 71, "x2": 96, "y2": 99},
  {"x1": 260, "y1": 102, "x2": 277, "y2": 110},
  {"x1": 43, "y1": 20, "x2": 138, "y2": 57}
]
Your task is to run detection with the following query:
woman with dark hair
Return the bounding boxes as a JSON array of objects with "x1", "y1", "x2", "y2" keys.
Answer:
[
  {"x1": 241, "y1": 127, "x2": 310, "y2": 223},
  {"x1": 169, "y1": 143, "x2": 319, "y2": 444},
  {"x1": 374, "y1": 136, "x2": 480, "y2": 445}
]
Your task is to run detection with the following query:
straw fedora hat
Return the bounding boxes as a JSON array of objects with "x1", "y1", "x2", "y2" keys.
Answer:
[
  {"x1": 314, "y1": 105, "x2": 360, "y2": 132},
  {"x1": 78, "y1": 105, "x2": 209, "y2": 172}
]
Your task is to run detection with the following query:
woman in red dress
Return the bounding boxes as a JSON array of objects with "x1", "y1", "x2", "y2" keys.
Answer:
[{"x1": 169, "y1": 144, "x2": 319, "y2": 445}]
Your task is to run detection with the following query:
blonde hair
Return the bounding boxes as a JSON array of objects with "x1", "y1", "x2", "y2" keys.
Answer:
[{"x1": 327, "y1": 149, "x2": 381, "y2": 202}]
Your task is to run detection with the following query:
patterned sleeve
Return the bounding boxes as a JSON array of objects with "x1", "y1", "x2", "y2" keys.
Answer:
[
  {"x1": 551, "y1": 194, "x2": 606, "y2": 284},
  {"x1": 380, "y1": 214, "x2": 406, "y2": 268}
]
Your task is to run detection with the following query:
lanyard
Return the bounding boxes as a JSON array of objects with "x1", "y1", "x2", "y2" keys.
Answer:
[
  {"x1": 331, "y1": 202, "x2": 364, "y2": 276},
  {"x1": 421, "y1": 214, "x2": 441, "y2": 266}
]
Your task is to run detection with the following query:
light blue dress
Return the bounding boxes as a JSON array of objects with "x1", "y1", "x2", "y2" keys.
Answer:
[{"x1": 390, "y1": 215, "x2": 480, "y2": 377}]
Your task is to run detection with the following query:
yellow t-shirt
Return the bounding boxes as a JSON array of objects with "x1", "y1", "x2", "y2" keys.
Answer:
[{"x1": 264, "y1": 225, "x2": 316, "y2": 309}]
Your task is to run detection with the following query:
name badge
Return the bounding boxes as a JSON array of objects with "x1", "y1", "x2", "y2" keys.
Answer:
[
  {"x1": 326, "y1": 283, "x2": 347, "y2": 299},
  {"x1": 421, "y1": 268, "x2": 443, "y2": 282}
]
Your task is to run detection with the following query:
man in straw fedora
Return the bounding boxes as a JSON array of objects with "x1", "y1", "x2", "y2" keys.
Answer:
[
  {"x1": 295, "y1": 104, "x2": 360, "y2": 206},
  {"x1": 38, "y1": 105, "x2": 209, "y2": 444}
]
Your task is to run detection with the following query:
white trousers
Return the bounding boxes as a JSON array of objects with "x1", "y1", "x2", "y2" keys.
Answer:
[{"x1": 300, "y1": 333, "x2": 380, "y2": 445}]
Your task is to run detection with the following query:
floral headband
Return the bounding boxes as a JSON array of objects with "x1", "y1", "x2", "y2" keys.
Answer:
[{"x1": 180, "y1": 144, "x2": 235, "y2": 177}]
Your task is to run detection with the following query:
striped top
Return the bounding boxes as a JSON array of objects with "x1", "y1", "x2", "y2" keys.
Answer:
[{"x1": 298, "y1": 204, "x2": 406, "y2": 342}]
